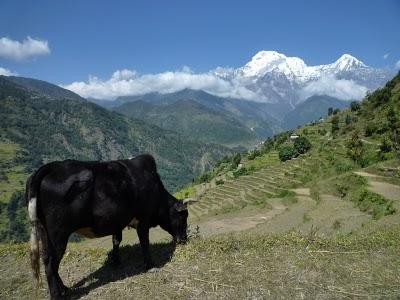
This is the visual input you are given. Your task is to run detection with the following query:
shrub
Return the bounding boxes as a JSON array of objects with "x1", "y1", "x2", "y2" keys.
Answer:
[
  {"x1": 247, "y1": 149, "x2": 261, "y2": 160},
  {"x1": 279, "y1": 145, "x2": 298, "y2": 162},
  {"x1": 233, "y1": 166, "x2": 249, "y2": 178},
  {"x1": 294, "y1": 136, "x2": 312, "y2": 154},
  {"x1": 380, "y1": 138, "x2": 392, "y2": 153},
  {"x1": 346, "y1": 131, "x2": 364, "y2": 164},
  {"x1": 356, "y1": 190, "x2": 396, "y2": 219},
  {"x1": 231, "y1": 153, "x2": 241, "y2": 169},
  {"x1": 350, "y1": 101, "x2": 361, "y2": 112},
  {"x1": 318, "y1": 128, "x2": 327, "y2": 136},
  {"x1": 215, "y1": 179, "x2": 224, "y2": 185},
  {"x1": 365, "y1": 123, "x2": 377, "y2": 137},
  {"x1": 331, "y1": 115, "x2": 340, "y2": 134},
  {"x1": 345, "y1": 114, "x2": 352, "y2": 125}
]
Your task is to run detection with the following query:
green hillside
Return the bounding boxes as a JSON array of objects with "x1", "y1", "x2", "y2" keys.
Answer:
[
  {"x1": 114, "y1": 99, "x2": 259, "y2": 147},
  {"x1": 112, "y1": 89, "x2": 280, "y2": 138},
  {"x1": 0, "y1": 76, "x2": 232, "y2": 242},
  {"x1": 4, "y1": 76, "x2": 84, "y2": 101},
  {"x1": 177, "y1": 72, "x2": 400, "y2": 229}
]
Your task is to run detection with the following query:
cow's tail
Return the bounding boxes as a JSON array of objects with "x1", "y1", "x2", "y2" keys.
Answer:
[{"x1": 26, "y1": 164, "x2": 53, "y2": 287}]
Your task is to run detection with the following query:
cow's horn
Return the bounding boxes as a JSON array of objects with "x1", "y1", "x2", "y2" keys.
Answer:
[{"x1": 183, "y1": 198, "x2": 197, "y2": 205}]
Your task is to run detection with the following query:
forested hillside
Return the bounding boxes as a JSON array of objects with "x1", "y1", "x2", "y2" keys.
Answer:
[
  {"x1": 0, "y1": 76, "x2": 232, "y2": 242},
  {"x1": 114, "y1": 99, "x2": 259, "y2": 147}
]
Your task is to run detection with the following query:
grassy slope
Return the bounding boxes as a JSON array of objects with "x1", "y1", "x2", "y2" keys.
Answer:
[{"x1": 1, "y1": 228, "x2": 399, "y2": 299}]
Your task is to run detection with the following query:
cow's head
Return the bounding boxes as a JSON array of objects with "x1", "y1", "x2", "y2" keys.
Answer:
[{"x1": 166, "y1": 197, "x2": 196, "y2": 244}]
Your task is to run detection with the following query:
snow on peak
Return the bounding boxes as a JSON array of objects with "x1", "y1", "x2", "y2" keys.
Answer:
[
  {"x1": 240, "y1": 50, "x2": 309, "y2": 78},
  {"x1": 331, "y1": 54, "x2": 366, "y2": 71},
  {"x1": 238, "y1": 51, "x2": 368, "y2": 81}
]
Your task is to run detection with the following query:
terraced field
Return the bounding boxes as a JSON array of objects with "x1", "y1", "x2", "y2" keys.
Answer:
[
  {"x1": 0, "y1": 140, "x2": 28, "y2": 203},
  {"x1": 188, "y1": 152, "x2": 314, "y2": 220}
]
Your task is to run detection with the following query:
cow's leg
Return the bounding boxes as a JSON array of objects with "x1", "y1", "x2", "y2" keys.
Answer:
[
  {"x1": 111, "y1": 231, "x2": 122, "y2": 266},
  {"x1": 41, "y1": 230, "x2": 69, "y2": 300},
  {"x1": 137, "y1": 224, "x2": 154, "y2": 269}
]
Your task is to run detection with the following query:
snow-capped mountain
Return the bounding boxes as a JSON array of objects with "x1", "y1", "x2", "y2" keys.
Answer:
[{"x1": 214, "y1": 51, "x2": 392, "y2": 106}]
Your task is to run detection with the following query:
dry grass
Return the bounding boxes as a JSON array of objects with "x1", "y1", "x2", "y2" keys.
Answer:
[{"x1": 1, "y1": 227, "x2": 399, "y2": 299}]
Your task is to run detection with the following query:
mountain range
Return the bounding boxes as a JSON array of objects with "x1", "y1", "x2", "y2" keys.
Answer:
[
  {"x1": 86, "y1": 51, "x2": 392, "y2": 135},
  {"x1": 213, "y1": 51, "x2": 392, "y2": 107}
]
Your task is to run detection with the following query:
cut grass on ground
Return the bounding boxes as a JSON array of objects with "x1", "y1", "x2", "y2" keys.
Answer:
[{"x1": 1, "y1": 227, "x2": 399, "y2": 299}]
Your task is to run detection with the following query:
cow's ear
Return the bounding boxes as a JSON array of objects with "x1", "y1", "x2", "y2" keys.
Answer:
[{"x1": 173, "y1": 201, "x2": 188, "y2": 212}]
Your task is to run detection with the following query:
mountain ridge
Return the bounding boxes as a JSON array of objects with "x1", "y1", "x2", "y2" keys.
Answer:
[{"x1": 113, "y1": 98, "x2": 260, "y2": 147}]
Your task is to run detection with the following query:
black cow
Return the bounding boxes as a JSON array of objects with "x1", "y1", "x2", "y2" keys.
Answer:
[{"x1": 26, "y1": 154, "x2": 195, "y2": 299}]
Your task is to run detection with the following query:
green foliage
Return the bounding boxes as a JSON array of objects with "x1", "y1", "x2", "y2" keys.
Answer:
[
  {"x1": 346, "y1": 131, "x2": 365, "y2": 165},
  {"x1": 274, "y1": 131, "x2": 291, "y2": 147},
  {"x1": 328, "y1": 107, "x2": 334, "y2": 116},
  {"x1": 345, "y1": 114, "x2": 353, "y2": 125},
  {"x1": 365, "y1": 123, "x2": 377, "y2": 137},
  {"x1": 0, "y1": 191, "x2": 29, "y2": 242},
  {"x1": 355, "y1": 189, "x2": 395, "y2": 219},
  {"x1": 247, "y1": 149, "x2": 261, "y2": 160},
  {"x1": 278, "y1": 145, "x2": 298, "y2": 162},
  {"x1": 318, "y1": 128, "x2": 327, "y2": 136},
  {"x1": 350, "y1": 101, "x2": 361, "y2": 112},
  {"x1": 231, "y1": 153, "x2": 242, "y2": 169},
  {"x1": 331, "y1": 115, "x2": 340, "y2": 135},
  {"x1": 379, "y1": 138, "x2": 392, "y2": 154},
  {"x1": 232, "y1": 166, "x2": 249, "y2": 178},
  {"x1": 334, "y1": 174, "x2": 367, "y2": 198},
  {"x1": 330, "y1": 174, "x2": 395, "y2": 220},
  {"x1": 293, "y1": 136, "x2": 312, "y2": 154}
]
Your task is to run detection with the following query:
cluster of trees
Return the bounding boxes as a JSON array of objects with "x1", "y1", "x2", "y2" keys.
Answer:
[
  {"x1": 278, "y1": 136, "x2": 312, "y2": 162},
  {"x1": 0, "y1": 191, "x2": 29, "y2": 242}
]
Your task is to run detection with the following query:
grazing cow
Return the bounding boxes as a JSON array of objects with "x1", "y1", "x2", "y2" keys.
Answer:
[{"x1": 26, "y1": 154, "x2": 195, "y2": 299}]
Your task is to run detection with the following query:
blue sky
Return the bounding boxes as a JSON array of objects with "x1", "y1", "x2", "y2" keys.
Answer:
[{"x1": 0, "y1": 0, "x2": 399, "y2": 86}]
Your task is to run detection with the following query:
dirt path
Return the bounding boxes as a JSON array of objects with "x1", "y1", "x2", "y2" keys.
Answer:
[{"x1": 196, "y1": 199, "x2": 286, "y2": 236}]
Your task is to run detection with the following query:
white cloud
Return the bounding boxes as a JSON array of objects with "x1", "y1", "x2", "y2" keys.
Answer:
[
  {"x1": 300, "y1": 75, "x2": 368, "y2": 101},
  {"x1": 0, "y1": 67, "x2": 17, "y2": 76},
  {"x1": 383, "y1": 53, "x2": 389, "y2": 59},
  {"x1": 0, "y1": 36, "x2": 50, "y2": 61},
  {"x1": 396, "y1": 60, "x2": 400, "y2": 70},
  {"x1": 62, "y1": 69, "x2": 263, "y2": 101}
]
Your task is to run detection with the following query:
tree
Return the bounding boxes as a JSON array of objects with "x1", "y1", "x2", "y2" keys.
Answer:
[
  {"x1": 279, "y1": 145, "x2": 298, "y2": 162},
  {"x1": 331, "y1": 115, "x2": 340, "y2": 135},
  {"x1": 328, "y1": 107, "x2": 334, "y2": 116},
  {"x1": 346, "y1": 131, "x2": 364, "y2": 165},
  {"x1": 294, "y1": 136, "x2": 312, "y2": 154},
  {"x1": 387, "y1": 108, "x2": 399, "y2": 148},
  {"x1": 231, "y1": 153, "x2": 241, "y2": 169},
  {"x1": 345, "y1": 114, "x2": 352, "y2": 125},
  {"x1": 350, "y1": 101, "x2": 361, "y2": 112}
]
